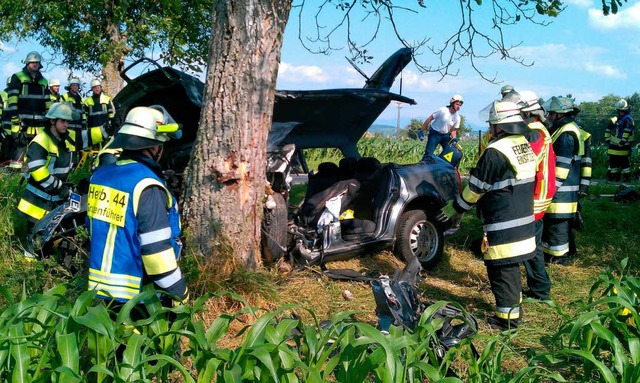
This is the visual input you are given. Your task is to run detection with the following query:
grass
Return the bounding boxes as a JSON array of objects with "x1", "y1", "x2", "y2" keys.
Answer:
[{"x1": 1, "y1": 143, "x2": 639, "y2": 380}]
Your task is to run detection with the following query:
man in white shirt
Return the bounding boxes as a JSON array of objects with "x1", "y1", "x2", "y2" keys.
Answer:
[{"x1": 421, "y1": 95, "x2": 463, "y2": 160}]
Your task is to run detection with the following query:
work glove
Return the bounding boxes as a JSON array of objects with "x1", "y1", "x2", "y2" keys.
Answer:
[
  {"x1": 15, "y1": 131, "x2": 28, "y2": 146},
  {"x1": 58, "y1": 184, "x2": 71, "y2": 200},
  {"x1": 437, "y1": 200, "x2": 461, "y2": 222}
]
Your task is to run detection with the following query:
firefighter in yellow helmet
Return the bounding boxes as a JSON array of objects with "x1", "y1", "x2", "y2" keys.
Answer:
[
  {"x1": 604, "y1": 99, "x2": 635, "y2": 182},
  {"x1": 17, "y1": 103, "x2": 109, "y2": 257},
  {"x1": 5, "y1": 51, "x2": 51, "y2": 170},
  {"x1": 438, "y1": 100, "x2": 537, "y2": 331},
  {"x1": 87, "y1": 105, "x2": 187, "y2": 310}
]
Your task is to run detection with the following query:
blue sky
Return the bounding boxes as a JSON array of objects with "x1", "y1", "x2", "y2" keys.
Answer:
[
  {"x1": 276, "y1": 0, "x2": 640, "y2": 131},
  {"x1": 1, "y1": 0, "x2": 639, "y2": 132}
]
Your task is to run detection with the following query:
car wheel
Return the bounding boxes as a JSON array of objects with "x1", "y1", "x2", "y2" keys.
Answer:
[
  {"x1": 395, "y1": 209, "x2": 444, "y2": 268},
  {"x1": 261, "y1": 192, "x2": 288, "y2": 265}
]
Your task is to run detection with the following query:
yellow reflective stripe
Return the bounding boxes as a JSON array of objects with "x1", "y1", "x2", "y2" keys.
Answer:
[
  {"x1": 462, "y1": 186, "x2": 482, "y2": 204},
  {"x1": 581, "y1": 168, "x2": 592, "y2": 177},
  {"x1": 556, "y1": 167, "x2": 569, "y2": 179},
  {"x1": 90, "y1": 126, "x2": 104, "y2": 143},
  {"x1": 543, "y1": 242, "x2": 569, "y2": 257},
  {"x1": 132, "y1": 178, "x2": 169, "y2": 215},
  {"x1": 17, "y1": 199, "x2": 48, "y2": 220},
  {"x1": 485, "y1": 236, "x2": 536, "y2": 261},
  {"x1": 608, "y1": 148, "x2": 631, "y2": 156},
  {"x1": 31, "y1": 165, "x2": 50, "y2": 182},
  {"x1": 142, "y1": 249, "x2": 178, "y2": 275},
  {"x1": 546, "y1": 202, "x2": 577, "y2": 214},
  {"x1": 101, "y1": 224, "x2": 117, "y2": 272},
  {"x1": 89, "y1": 269, "x2": 141, "y2": 288},
  {"x1": 496, "y1": 307, "x2": 520, "y2": 320}
]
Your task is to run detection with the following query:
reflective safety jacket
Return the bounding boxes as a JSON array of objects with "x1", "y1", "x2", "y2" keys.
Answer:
[
  {"x1": 6, "y1": 68, "x2": 50, "y2": 135},
  {"x1": 526, "y1": 120, "x2": 557, "y2": 220},
  {"x1": 84, "y1": 93, "x2": 115, "y2": 130},
  {"x1": 453, "y1": 134, "x2": 537, "y2": 266},
  {"x1": 17, "y1": 125, "x2": 108, "y2": 221},
  {"x1": 578, "y1": 127, "x2": 592, "y2": 195},
  {"x1": 547, "y1": 119, "x2": 584, "y2": 219},
  {"x1": 48, "y1": 90, "x2": 62, "y2": 103},
  {"x1": 87, "y1": 158, "x2": 184, "y2": 302},
  {"x1": 605, "y1": 114, "x2": 635, "y2": 156},
  {"x1": 62, "y1": 93, "x2": 86, "y2": 132}
]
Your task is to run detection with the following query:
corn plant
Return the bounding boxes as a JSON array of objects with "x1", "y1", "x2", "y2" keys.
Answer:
[{"x1": 535, "y1": 258, "x2": 640, "y2": 382}]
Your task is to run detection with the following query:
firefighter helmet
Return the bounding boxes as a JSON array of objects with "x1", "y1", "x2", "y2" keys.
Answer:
[
  {"x1": 519, "y1": 90, "x2": 541, "y2": 112},
  {"x1": 24, "y1": 51, "x2": 42, "y2": 64},
  {"x1": 49, "y1": 78, "x2": 61, "y2": 87},
  {"x1": 110, "y1": 105, "x2": 182, "y2": 150},
  {"x1": 449, "y1": 94, "x2": 464, "y2": 106},
  {"x1": 45, "y1": 102, "x2": 74, "y2": 121},
  {"x1": 68, "y1": 77, "x2": 81, "y2": 85},
  {"x1": 487, "y1": 101, "x2": 529, "y2": 134},
  {"x1": 500, "y1": 84, "x2": 514, "y2": 95},
  {"x1": 91, "y1": 79, "x2": 102, "y2": 88},
  {"x1": 615, "y1": 98, "x2": 629, "y2": 111},
  {"x1": 542, "y1": 96, "x2": 574, "y2": 114}
]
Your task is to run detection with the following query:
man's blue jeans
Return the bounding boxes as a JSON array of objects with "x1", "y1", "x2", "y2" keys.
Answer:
[{"x1": 422, "y1": 129, "x2": 451, "y2": 161}]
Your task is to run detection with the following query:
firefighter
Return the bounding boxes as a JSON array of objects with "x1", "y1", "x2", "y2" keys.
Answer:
[
  {"x1": 438, "y1": 100, "x2": 537, "y2": 330},
  {"x1": 0, "y1": 87, "x2": 8, "y2": 164},
  {"x1": 5, "y1": 51, "x2": 51, "y2": 170},
  {"x1": 47, "y1": 78, "x2": 62, "y2": 103},
  {"x1": 87, "y1": 105, "x2": 187, "y2": 309},
  {"x1": 541, "y1": 96, "x2": 588, "y2": 265},
  {"x1": 61, "y1": 77, "x2": 86, "y2": 136},
  {"x1": 519, "y1": 91, "x2": 557, "y2": 300},
  {"x1": 83, "y1": 79, "x2": 115, "y2": 134},
  {"x1": 17, "y1": 102, "x2": 109, "y2": 256},
  {"x1": 604, "y1": 99, "x2": 635, "y2": 182}
]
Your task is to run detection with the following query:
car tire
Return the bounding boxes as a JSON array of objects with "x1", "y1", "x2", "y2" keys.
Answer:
[
  {"x1": 261, "y1": 192, "x2": 288, "y2": 265},
  {"x1": 395, "y1": 209, "x2": 444, "y2": 268}
]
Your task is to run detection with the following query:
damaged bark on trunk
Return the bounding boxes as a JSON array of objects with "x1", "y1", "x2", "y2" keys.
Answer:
[{"x1": 182, "y1": 0, "x2": 291, "y2": 267}]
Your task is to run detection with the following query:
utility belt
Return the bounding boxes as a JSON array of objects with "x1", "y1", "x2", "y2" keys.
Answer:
[{"x1": 25, "y1": 183, "x2": 65, "y2": 202}]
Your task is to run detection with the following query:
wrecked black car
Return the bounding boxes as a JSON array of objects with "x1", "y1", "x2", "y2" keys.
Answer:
[{"x1": 30, "y1": 48, "x2": 461, "y2": 269}]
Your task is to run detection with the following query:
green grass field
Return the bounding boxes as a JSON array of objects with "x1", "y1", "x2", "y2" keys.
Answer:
[{"x1": 0, "y1": 140, "x2": 638, "y2": 381}]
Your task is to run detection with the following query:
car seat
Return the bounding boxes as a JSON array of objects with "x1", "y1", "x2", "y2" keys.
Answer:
[
  {"x1": 305, "y1": 162, "x2": 339, "y2": 199},
  {"x1": 298, "y1": 179, "x2": 360, "y2": 229},
  {"x1": 338, "y1": 157, "x2": 358, "y2": 180}
]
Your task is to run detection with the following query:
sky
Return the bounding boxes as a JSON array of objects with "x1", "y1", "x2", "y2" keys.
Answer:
[{"x1": 1, "y1": 0, "x2": 639, "y2": 132}]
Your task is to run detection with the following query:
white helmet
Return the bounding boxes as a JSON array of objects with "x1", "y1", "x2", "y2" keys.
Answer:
[
  {"x1": 110, "y1": 105, "x2": 182, "y2": 150},
  {"x1": 519, "y1": 90, "x2": 541, "y2": 112},
  {"x1": 68, "y1": 77, "x2": 81, "y2": 85},
  {"x1": 615, "y1": 98, "x2": 629, "y2": 111},
  {"x1": 487, "y1": 101, "x2": 529, "y2": 134},
  {"x1": 49, "y1": 78, "x2": 61, "y2": 87},
  {"x1": 24, "y1": 51, "x2": 42, "y2": 64},
  {"x1": 45, "y1": 102, "x2": 74, "y2": 121},
  {"x1": 449, "y1": 94, "x2": 464, "y2": 105},
  {"x1": 90, "y1": 79, "x2": 102, "y2": 88}
]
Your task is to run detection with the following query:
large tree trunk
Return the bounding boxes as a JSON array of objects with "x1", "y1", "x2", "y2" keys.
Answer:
[
  {"x1": 101, "y1": 59, "x2": 125, "y2": 97},
  {"x1": 181, "y1": 0, "x2": 292, "y2": 267}
]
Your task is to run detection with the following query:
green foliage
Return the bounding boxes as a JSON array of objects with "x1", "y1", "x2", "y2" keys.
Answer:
[
  {"x1": 0, "y1": 0, "x2": 213, "y2": 74},
  {"x1": 576, "y1": 92, "x2": 639, "y2": 144}
]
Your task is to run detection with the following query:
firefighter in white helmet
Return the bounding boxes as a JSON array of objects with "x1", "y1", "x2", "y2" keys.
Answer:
[
  {"x1": 604, "y1": 98, "x2": 635, "y2": 181},
  {"x1": 438, "y1": 100, "x2": 537, "y2": 331},
  {"x1": 87, "y1": 105, "x2": 187, "y2": 310},
  {"x1": 420, "y1": 94, "x2": 463, "y2": 159},
  {"x1": 62, "y1": 77, "x2": 86, "y2": 134},
  {"x1": 47, "y1": 78, "x2": 62, "y2": 103},
  {"x1": 84, "y1": 78, "x2": 115, "y2": 134}
]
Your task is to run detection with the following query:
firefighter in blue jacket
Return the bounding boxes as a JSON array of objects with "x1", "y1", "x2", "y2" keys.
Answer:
[
  {"x1": 87, "y1": 105, "x2": 187, "y2": 308},
  {"x1": 438, "y1": 100, "x2": 537, "y2": 331}
]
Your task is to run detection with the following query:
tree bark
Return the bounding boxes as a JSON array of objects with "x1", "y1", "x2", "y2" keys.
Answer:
[{"x1": 182, "y1": 0, "x2": 292, "y2": 268}]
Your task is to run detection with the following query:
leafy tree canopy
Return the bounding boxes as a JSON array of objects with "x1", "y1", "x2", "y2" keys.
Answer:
[{"x1": 0, "y1": 0, "x2": 213, "y2": 75}]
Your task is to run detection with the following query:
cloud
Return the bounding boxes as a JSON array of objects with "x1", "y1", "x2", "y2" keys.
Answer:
[
  {"x1": 587, "y1": 2, "x2": 640, "y2": 30},
  {"x1": 510, "y1": 43, "x2": 627, "y2": 79},
  {"x1": 278, "y1": 62, "x2": 329, "y2": 83},
  {"x1": 584, "y1": 62, "x2": 627, "y2": 79}
]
